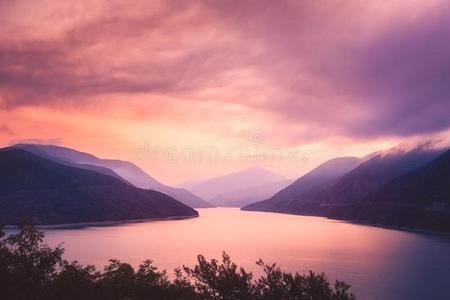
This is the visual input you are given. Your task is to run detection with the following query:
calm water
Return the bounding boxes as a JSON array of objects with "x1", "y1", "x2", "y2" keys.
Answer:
[{"x1": 26, "y1": 208, "x2": 450, "y2": 299}]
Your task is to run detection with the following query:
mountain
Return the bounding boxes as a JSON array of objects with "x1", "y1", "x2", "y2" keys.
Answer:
[
  {"x1": 183, "y1": 166, "x2": 287, "y2": 200},
  {"x1": 325, "y1": 150, "x2": 450, "y2": 232},
  {"x1": 209, "y1": 179, "x2": 293, "y2": 207},
  {"x1": 320, "y1": 148, "x2": 443, "y2": 204},
  {"x1": 369, "y1": 149, "x2": 450, "y2": 205},
  {"x1": 12, "y1": 144, "x2": 213, "y2": 208},
  {"x1": 243, "y1": 157, "x2": 361, "y2": 212},
  {"x1": 244, "y1": 147, "x2": 450, "y2": 232},
  {"x1": 0, "y1": 148, "x2": 198, "y2": 225}
]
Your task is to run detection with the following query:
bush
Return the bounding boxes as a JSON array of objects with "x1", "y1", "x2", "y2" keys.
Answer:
[{"x1": 0, "y1": 224, "x2": 355, "y2": 300}]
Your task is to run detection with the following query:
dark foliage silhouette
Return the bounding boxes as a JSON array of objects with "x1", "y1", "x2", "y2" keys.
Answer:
[{"x1": 0, "y1": 224, "x2": 355, "y2": 300}]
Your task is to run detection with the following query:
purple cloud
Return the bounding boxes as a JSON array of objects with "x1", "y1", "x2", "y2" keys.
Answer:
[{"x1": 0, "y1": 0, "x2": 449, "y2": 142}]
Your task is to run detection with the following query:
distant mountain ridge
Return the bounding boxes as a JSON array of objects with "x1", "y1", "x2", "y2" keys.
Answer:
[
  {"x1": 209, "y1": 179, "x2": 294, "y2": 207},
  {"x1": 184, "y1": 166, "x2": 287, "y2": 202},
  {"x1": 13, "y1": 144, "x2": 213, "y2": 208},
  {"x1": 0, "y1": 148, "x2": 198, "y2": 225},
  {"x1": 243, "y1": 148, "x2": 450, "y2": 232}
]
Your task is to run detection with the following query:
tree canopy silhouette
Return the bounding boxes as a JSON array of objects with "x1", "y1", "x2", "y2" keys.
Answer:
[{"x1": 0, "y1": 224, "x2": 355, "y2": 300}]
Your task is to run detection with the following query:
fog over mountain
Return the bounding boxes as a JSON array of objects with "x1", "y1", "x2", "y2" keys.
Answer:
[
  {"x1": 13, "y1": 144, "x2": 213, "y2": 208},
  {"x1": 320, "y1": 147, "x2": 444, "y2": 204},
  {"x1": 325, "y1": 149, "x2": 450, "y2": 232},
  {"x1": 244, "y1": 147, "x2": 450, "y2": 232}
]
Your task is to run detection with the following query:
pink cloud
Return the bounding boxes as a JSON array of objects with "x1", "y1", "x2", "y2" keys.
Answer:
[{"x1": 0, "y1": 0, "x2": 449, "y2": 146}]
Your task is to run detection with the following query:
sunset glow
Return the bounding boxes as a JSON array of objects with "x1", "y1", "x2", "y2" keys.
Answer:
[{"x1": 1, "y1": 0, "x2": 449, "y2": 184}]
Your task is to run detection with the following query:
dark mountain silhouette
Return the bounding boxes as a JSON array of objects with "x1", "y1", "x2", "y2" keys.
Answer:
[
  {"x1": 13, "y1": 144, "x2": 213, "y2": 208},
  {"x1": 209, "y1": 179, "x2": 294, "y2": 207},
  {"x1": 319, "y1": 148, "x2": 443, "y2": 204},
  {"x1": 326, "y1": 150, "x2": 450, "y2": 232},
  {"x1": 244, "y1": 147, "x2": 450, "y2": 232},
  {"x1": 183, "y1": 166, "x2": 287, "y2": 200},
  {"x1": 13, "y1": 144, "x2": 129, "y2": 183},
  {"x1": 0, "y1": 148, "x2": 198, "y2": 225},
  {"x1": 243, "y1": 157, "x2": 361, "y2": 212},
  {"x1": 369, "y1": 150, "x2": 450, "y2": 205}
]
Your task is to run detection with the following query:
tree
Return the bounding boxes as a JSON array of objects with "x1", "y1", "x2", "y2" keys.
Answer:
[
  {"x1": 0, "y1": 223, "x2": 64, "y2": 300},
  {"x1": 182, "y1": 252, "x2": 255, "y2": 300},
  {"x1": 0, "y1": 225, "x2": 355, "y2": 300}
]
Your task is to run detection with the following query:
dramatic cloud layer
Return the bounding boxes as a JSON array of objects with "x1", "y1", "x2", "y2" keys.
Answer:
[{"x1": 1, "y1": 0, "x2": 449, "y2": 182}]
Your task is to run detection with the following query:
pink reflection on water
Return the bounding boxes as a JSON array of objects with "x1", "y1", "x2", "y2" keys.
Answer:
[{"x1": 39, "y1": 208, "x2": 450, "y2": 300}]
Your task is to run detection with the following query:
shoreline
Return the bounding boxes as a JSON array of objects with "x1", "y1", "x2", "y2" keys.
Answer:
[
  {"x1": 241, "y1": 208, "x2": 450, "y2": 236},
  {"x1": 339, "y1": 218, "x2": 450, "y2": 237},
  {"x1": 4, "y1": 214, "x2": 198, "y2": 230}
]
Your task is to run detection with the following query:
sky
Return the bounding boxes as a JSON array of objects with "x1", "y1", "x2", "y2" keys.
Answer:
[{"x1": 1, "y1": 0, "x2": 449, "y2": 185}]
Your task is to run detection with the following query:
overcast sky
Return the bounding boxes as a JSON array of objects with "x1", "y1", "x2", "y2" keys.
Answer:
[{"x1": 1, "y1": 0, "x2": 449, "y2": 184}]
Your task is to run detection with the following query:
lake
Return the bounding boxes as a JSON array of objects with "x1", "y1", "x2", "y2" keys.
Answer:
[{"x1": 29, "y1": 208, "x2": 450, "y2": 299}]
